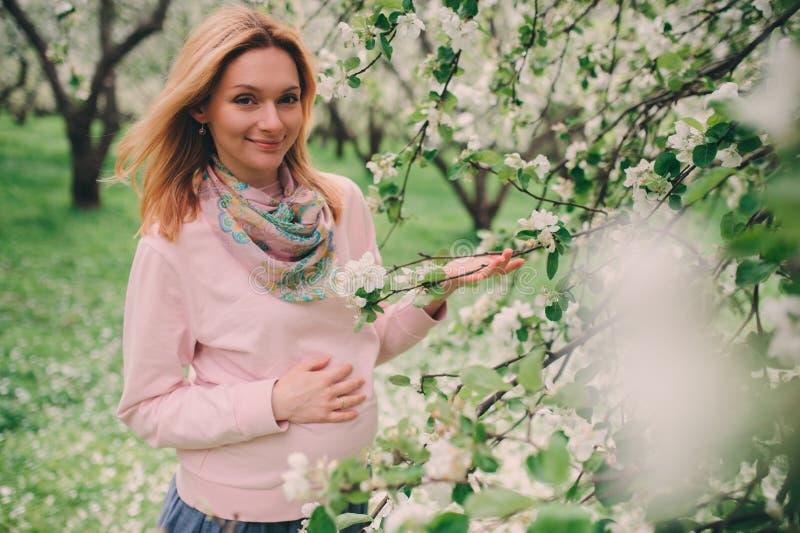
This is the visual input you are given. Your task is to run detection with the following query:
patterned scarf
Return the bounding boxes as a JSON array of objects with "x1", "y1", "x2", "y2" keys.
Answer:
[{"x1": 198, "y1": 156, "x2": 336, "y2": 302}]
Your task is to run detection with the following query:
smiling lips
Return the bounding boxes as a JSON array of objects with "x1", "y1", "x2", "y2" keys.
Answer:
[{"x1": 248, "y1": 137, "x2": 282, "y2": 149}]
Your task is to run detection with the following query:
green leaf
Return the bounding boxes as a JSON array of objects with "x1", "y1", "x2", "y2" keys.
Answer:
[
  {"x1": 343, "y1": 56, "x2": 361, "y2": 70},
  {"x1": 547, "y1": 252, "x2": 559, "y2": 280},
  {"x1": 525, "y1": 431, "x2": 571, "y2": 484},
  {"x1": 654, "y1": 152, "x2": 680, "y2": 177},
  {"x1": 545, "y1": 303, "x2": 562, "y2": 321},
  {"x1": 374, "y1": 12, "x2": 391, "y2": 31},
  {"x1": 308, "y1": 506, "x2": 336, "y2": 533},
  {"x1": 474, "y1": 451, "x2": 500, "y2": 472},
  {"x1": 692, "y1": 143, "x2": 717, "y2": 167},
  {"x1": 527, "y1": 504, "x2": 592, "y2": 533},
  {"x1": 668, "y1": 194, "x2": 682, "y2": 210},
  {"x1": 380, "y1": 33, "x2": 393, "y2": 60},
  {"x1": 555, "y1": 226, "x2": 572, "y2": 243},
  {"x1": 517, "y1": 353, "x2": 543, "y2": 392},
  {"x1": 735, "y1": 259, "x2": 776, "y2": 287},
  {"x1": 720, "y1": 211, "x2": 746, "y2": 240},
  {"x1": 461, "y1": 365, "x2": 511, "y2": 396},
  {"x1": 460, "y1": 0, "x2": 478, "y2": 18},
  {"x1": 737, "y1": 136, "x2": 762, "y2": 153},
  {"x1": 389, "y1": 374, "x2": 411, "y2": 387},
  {"x1": 656, "y1": 52, "x2": 681, "y2": 72},
  {"x1": 403, "y1": 0, "x2": 415, "y2": 12},
  {"x1": 427, "y1": 512, "x2": 469, "y2": 533},
  {"x1": 452, "y1": 483, "x2": 474, "y2": 506},
  {"x1": 347, "y1": 75, "x2": 361, "y2": 88},
  {"x1": 681, "y1": 117, "x2": 705, "y2": 132},
  {"x1": 706, "y1": 122, "x2": 731, "y2": 143},
  {"x1": 683, "y1": 167, "x2": 733, "y2": 205},
  {"x1": 667, "y1": 75, "x2": 683, "y2": 92},
  {"x1": 335, "y1": 513, "x2": 372, "y2": 530},
  {"x1": 464, "y1": 488, "x2": 534, "y2": 519},
  {"x1": 594, "y1": 464, "x2": 633, "y2": 507}
]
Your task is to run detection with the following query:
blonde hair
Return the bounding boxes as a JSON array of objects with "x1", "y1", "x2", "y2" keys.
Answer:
[{"x1": 114, "y1": 4, "x2": 342, "y2": 240}]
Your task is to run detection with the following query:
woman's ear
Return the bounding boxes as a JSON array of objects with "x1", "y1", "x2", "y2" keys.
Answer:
[{"x1": 189, "y1": 105, "x2": 207, "y2": 124}]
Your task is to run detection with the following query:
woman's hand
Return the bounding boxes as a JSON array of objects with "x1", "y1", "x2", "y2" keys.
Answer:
[
  {"x1": 423, "y1": 248, "x2": 526, "y2": 316},
  {"x1": 271, "y1": 355, "x2": 366, "y2": 423},
  {"x1": 440, "y1": 248, "x2": 526, "y2": 293}
]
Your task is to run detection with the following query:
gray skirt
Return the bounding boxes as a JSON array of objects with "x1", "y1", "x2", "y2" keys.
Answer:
[{"x1": 157, "y1": 475, "x2": 369, "y2": 533}]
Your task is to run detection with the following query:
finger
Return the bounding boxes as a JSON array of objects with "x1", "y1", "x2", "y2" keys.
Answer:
[
  {"x1": 330, "y1": 392, "x2": 367, "y2": 411},
  {"x1": 323, "y1": 363, "x2": 354, "y2": 383},
  {"x1": 328, "y1": 377, "x2": 365, "y2": 397},
  {"x1": 504, "y1": 258, "x2": 526, "y2": 272},
  {"x1": 325, "y1": 410, "x2": 359, "y2": 423},
  {"x1": 298, "y1": 354, "x2": 331, "y2": 372}
]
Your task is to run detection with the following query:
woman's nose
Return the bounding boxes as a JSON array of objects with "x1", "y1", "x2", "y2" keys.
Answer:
[{"x1": 257, "y1": 102, "x2": 283, "y2": 132}]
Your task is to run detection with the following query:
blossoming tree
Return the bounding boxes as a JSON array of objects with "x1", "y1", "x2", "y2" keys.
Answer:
[{"x1": 261, "y1": 0, "x2": 800, "y2": 531}]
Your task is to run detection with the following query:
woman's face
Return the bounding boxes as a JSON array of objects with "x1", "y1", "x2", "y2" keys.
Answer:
[{"x1": 193, "y1": 47, "x2": 304, "y2": 188}]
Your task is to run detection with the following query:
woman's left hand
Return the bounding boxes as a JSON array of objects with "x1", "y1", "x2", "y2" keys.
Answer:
[{"x1": 439, "y1": 247, "x2": 526, "y2": 296}]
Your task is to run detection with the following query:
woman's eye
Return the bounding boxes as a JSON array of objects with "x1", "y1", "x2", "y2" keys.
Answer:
[
  {"x1": 234, "y1": 95, "x2": 256, "y2": 105},
  {"x1": 282, "y1": 94, "x2": 299, "y2": 104}
]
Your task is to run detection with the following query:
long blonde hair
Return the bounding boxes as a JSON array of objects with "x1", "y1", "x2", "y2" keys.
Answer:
[{"x1": 114, "y1": 5, "x2": 342, "y2": 240}]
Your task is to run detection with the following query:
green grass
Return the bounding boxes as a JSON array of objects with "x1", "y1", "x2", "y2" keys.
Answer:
[{"x1": 0, "y1": 113, "x2": 537, "y2": 530}]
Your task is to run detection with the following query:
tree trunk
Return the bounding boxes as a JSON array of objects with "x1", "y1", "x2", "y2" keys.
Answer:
[{"x1": 67, "y1": 114, "x2": 101, "y2": 209}]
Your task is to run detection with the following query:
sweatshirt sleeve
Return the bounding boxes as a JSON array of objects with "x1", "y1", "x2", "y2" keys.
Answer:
[
  {"x1": 116, "y1": 242, "x2": 287, "y2": 450},
  {"x1": 348, "y1": 182, "x2": 447, "y2": 365}
]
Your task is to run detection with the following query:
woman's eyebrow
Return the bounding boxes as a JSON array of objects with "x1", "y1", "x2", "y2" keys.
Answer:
[{"x1": 230, "y1": 83, "x2": 301, "y2": 92}]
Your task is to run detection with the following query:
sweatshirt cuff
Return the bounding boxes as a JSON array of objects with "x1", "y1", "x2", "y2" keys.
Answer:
[
  {"x1": 393, "y1": 299, "x2": 448, "y2": 340},
  {"x1": 232, "y1": 379, "x2": 288, "y2": 439}
]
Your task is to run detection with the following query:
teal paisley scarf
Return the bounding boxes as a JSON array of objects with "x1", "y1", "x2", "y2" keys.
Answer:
[{"x1": 198, "y1": 156, "x2": 336, "y2": 302}]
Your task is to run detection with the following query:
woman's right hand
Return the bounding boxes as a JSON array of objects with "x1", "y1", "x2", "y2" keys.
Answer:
[{"x1": 271, "y1": 355, "x2": 366, "y2": 423}]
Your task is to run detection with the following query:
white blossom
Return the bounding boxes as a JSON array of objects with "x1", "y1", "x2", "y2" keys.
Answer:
[
  {"x1": 717, "y1": 146, "x2": 742, "y2": 168},
  {"x1": 282, "y1": 453, "x2": 312, "y2": 502},
  {"x1": 565, "y1": 141, "x2": 587, "y2": 167},
  {"x1": 396, "y1": 13, "x2": 425, "y2": 40},
  {"x1": 753, "y1": 0, "x2": 772, "y2": 18},
  {"x1": 334, "y1": 252, "x2": 387, "y2": 306},
  {"x1": 337, "y1": 22, "x2": 360, "y2": 48},
  {"x1": 666, "y1": 120, "x2": 705, "y2": 163},
  {"x1": 707, "y1": 82, "x2": 739, "y2": 104},
  {"x1": 761, "y1": 296, "x2": 800, "y2": 366},
  {"x1": 423, "y1": 438, "x2": 471, "y2": 481},
  {"x1": 436, "y1": 7, "x2": 478, "y2": 50},
  {"x1": 538, "y1": 228, "x2": 556, "y2": 253},
  {"x1": 316, "y1": 73, "x2": 351, "y2": 102},
  {"x1": 735, "y1": 39, "x2": 800, "y2": 141},
  {"x1": 458, "y1": 293, "x2": 497, "y2": 330},
  {"x1": 551, "y1": 177, "x2": 575, "y2": 200},
  {"x1": 383, "y1": 493, "x2": 432, "y2": 533},
  {"x1": 491, "y1": 300, "x2": 534, "y2": 339},
  {"x1": 518, "y1": 209, "x2": 560, "y2": 233},
  {"x1": 366, "y1": 153, "x2": 398, "y2": 184}
]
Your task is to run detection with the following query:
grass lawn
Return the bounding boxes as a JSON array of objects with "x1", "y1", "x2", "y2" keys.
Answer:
[{"x1": 0, "y1": 112, "x2": 536, "y2": 530}]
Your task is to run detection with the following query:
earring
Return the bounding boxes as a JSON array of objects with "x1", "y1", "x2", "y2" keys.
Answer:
[{"x1": 199, "y1": 123, "x2": 207, "y2": 136}]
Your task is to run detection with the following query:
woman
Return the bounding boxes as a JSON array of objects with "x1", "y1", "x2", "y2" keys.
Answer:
[{"x1": 114, "y1": 5, "x2": 523, "y2": 532}]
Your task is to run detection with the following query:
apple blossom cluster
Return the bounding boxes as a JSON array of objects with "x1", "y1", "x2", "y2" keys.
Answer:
[
  {"x1": 490, "y1": 299, "x2": 534, "y2": 341},
  {"x1": 281, "y1": 452, "x2": 312, "y2": 502},
  {"x1": 422, "y1": 437, "x2": 471, "y2": 481},
  {"x1": 516, "y1": 208, "x2": 561, "y2": 253},
  {"x1": 435, "y1": 6, "x2": 478, "y2": 51},
  {"x1": 761, "y1": 296, "x2": 800, "y2": 367},
  {"x1": 366, "y1": 152, "x2": 399, "y2": 184},
  {"x1": 333, "y1": 251, "x2": 387, "y2": 308},
  {"x1": 503, "y1": 153, "x2": 551, "y2": 180}
]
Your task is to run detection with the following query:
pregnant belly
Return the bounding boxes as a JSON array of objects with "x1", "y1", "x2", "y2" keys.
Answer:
[{"x1": 181, "y1": 396, "x2": 378, "y2": 490}]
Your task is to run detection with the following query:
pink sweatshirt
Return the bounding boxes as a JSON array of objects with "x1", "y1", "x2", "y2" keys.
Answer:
[{"x1": 116, "y1": 174, "x2": 446, "y2": 521}]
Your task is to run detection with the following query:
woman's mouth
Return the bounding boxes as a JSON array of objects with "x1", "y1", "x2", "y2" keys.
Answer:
[{"x1": 248, "y1": 138, "x2": 282, "y2": 150}]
